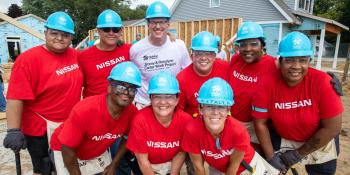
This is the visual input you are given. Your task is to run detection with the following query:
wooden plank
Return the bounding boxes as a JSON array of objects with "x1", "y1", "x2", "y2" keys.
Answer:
[
  {"x1": 326, "y1": 23, "x2": 342, "y2": 34},
  {"x1": 186, "y1": 21, "x2": 192, "y2": 48},
  {"x1": 194, "y1": 21, "x2": 199, "y2": 35},
  {"x1": 342, "y1": 45, "x2": 350, "y2": 82},
  {"x1": 214, "y1": 19, "x2": 217, "y2": 35},
  {"x1": 208, "y1": 20, "x2": 215, "y2": 34}
]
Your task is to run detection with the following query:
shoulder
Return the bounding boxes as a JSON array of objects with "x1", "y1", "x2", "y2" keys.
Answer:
[
  {"x1": 130, "y1": 38, "x2": 149, "y2": 52},
  {"x1": 226, "y1": 117, "x2": 246, "y2": 133},
  {"x1": 185, "y1": 118, "x2": 202, "y2": 133},
  {"x1": 133, "y1": 106, "x2": 152, "y2": 124},
  {"x1": 176, "y1": 64, "x2": 193, "y2": 80}
]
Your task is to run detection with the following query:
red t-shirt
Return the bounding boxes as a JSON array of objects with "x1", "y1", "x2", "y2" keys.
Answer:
[
  {"x1": 229, "y1": 54, "x2": 276, "y2": 122},
  {"x1": 177, "y1": 59, "x2": 230, "y2": 117},
  {"x1": 252, "y1": 68, "x2": 343, "y2": 141},
  {"x1": 126, "y1": 107, "x2": 192, "y2": 164},
  {"x1": 181, "y1": 117, "x2": 255, "y2": 174},
  {"x1": 6, "y1": 46, "x2": 83, "y2": 136},
  {"x1": 78, "y1": 44, "x2": 131, "y2": 98},
  {"x1": 50, "y1": 94, "x2": 138, "y2": 160}
]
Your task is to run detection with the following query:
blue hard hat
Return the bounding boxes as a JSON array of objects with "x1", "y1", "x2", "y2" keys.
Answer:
[
  {"x1": 236, "y1": 22, "x2": 265, "y2": 42},
  {"x1": 148, "y1": 71, "x2": 179, "y2": 94},
  {"x1": 107, "y1": 61, "x2": 142, "y2": 87},
  {"x1": 278, "y1": 31, "x2": 313, "y2": 57},
  {"x1": 45, "y1": 12, "x2": 75, "y2": 34},
  {"x1": 191, "y1": 31, "x2": 218, "y2": 53},
  {"x1": 97, "y1": 9, "x2": 123, "y2": 28},
  {"x1": 145, "y1": 1, "x2": 171, "y2": 19},
  {"x1": 197, "y1": 78, "x2": 234, "y2": 106},
  {"x1": 215, "y1": 35, "x2": 220, "y2": 44}
]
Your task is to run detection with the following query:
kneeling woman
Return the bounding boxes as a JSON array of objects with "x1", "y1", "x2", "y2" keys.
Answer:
[
  {"x1": 181, "y1": 78, "x2": 279, "y2": 175},
  {"x1": 126, "y1": 71, "x2": 192, "y2": 175}
]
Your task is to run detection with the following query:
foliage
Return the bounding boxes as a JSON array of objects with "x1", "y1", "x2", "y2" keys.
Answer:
[
  {"x1": 21, "y1": 0, "x2": 147, "y2": 45},
  {"x1": 7, "y1": 4, "x2": 23, "y2": 18},
  {"x1": 314, "y1": 0, "x2": 350, "y2": 42}
]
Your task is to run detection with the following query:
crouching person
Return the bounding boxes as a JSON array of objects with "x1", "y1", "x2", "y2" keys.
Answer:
[
  {"x1": 181, "y1": 78, "x2": 279, "y2": 175},
  {"x1": 50, "y1": 62, "x2": 141, "y2": 175},
  {"x1": 126, "y1": 71, "x2": 192, "y2": 175}
]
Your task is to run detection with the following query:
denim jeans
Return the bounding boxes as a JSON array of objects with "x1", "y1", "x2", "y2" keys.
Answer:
[{"x1": 0, "y1": 83, "x2": 6, "y2": 111}]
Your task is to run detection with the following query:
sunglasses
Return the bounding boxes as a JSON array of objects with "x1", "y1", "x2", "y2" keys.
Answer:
[
  {"x1": 110, "y1": 83, "x2": 137, "y2": 96},
  {"x1": 101, "y1": 27, "x2": 122, "y2": 33}
]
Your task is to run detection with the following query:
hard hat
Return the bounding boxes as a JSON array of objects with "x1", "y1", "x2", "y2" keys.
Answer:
[
  {"x1": 197, "y1": 78, "x2": 234, "y2": 106},
  {"x1": 215, "y1": 35, "x2": 220, "y2": 44},
  {"x1": 145, "y1": 1, "x2": 171, "y2": 19},
  {"x1": 191, "y1": 31, "x2": 218, "y2": 53},
  {"x1": 107, "y1": 61, "x2": 142, "y2": 87},
  {"x1": 148, "y1": 71, "x2": 179, "y2": 94},
  {"x1": 45, "y1": 12, "x2": 75, "y2": 34},
  {"x1": 278, "y1": 31, "x2": 313, "y2": 57},
  {"x1": 97, "y1": 9, "x2": 123, "y2": 28},
  {"x1": 236, "y1": 22, "x2": 265, "y2": 42}
]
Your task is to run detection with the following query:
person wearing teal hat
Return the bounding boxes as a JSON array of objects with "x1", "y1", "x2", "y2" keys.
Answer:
[
  {"x1": 3, "y1": 11, "x2": 83, "y2": 175},
  {"x1": 253, "y1": 32, "x2": 343, "y2": 174},
  {"x1": 132, "y1": 33, "x2": 142, "y2": 45}
]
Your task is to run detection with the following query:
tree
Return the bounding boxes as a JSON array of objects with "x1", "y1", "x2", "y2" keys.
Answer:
[
  {"x1": 314, "y1": 0, "x2": 350, "y2": 42},
  {"x1": 7, "y1": 4, "x2": 23, "y2": 18},
  {"x1": 21, "y1": 0, "x2": 147, "y2": 45}
]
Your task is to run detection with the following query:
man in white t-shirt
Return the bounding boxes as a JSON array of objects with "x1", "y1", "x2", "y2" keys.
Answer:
[
  {"x1": 130, "y1": 1, "x2": 191, "y2": 108},
  {"x1": 215, "y1": 35, "x2": 227, "y2": 60}
]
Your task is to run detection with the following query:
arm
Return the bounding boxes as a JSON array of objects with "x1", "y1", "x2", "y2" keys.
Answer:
[
  {"x1": 170, "y1": 151, "x2": 186, "y2": 175},
  {"x1": 6, "y1": 99, "x2": 23, "y2": 129},
  {"x1": 61, "y1": 144, "x2": 81, "y2": 175},
  {"x1": 135, "y1": 153, "x2": 155, "y2": 175},
  {"x1": 103, "y1": 138, "x2": 127, "y2": 175},
  {"x1": 254, "y1": 118, "x2": 274, "y2": 159},
  {"x1": 298, "y1": 115, "x2": 342, "y2": 157},
  {"x1": 189, "y1": 153, "x2": 205, "y2": 175},
  {"x1": 226, "y1": 150, "x2": 244, "y2": 175}
]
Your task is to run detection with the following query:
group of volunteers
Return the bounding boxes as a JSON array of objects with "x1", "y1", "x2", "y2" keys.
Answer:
[{"x1": 3, "y1": 1, "x2": 344, "y2": 175}]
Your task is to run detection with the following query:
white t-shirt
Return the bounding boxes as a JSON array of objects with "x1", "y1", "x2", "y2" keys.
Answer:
[
  {"x1": 216, "y1": 49, "x2": 227, "y2": 60},
  {"x1": 130, "y1": 36, "x2": 191, "y2": 105}
]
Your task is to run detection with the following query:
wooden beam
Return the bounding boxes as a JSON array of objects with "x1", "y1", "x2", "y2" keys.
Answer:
[
  {"x1": 0, "y1": 13, "x2": 45, "y2": 41},
  {"x1": 325, "y1": 23, "x2": 342, "y2": 34}
]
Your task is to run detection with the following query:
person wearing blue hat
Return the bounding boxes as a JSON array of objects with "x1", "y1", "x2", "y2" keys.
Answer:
[
  {"x1": 3, "y1": 11, "x2": 83, "y2": 175},
  {"x1": 132, "y1": 33, "x2": 142, "y2": 45},
  {"x1": 126, "y1": 71, "x2": 192, "y2": 175},
  {"x1": 49, "y1": 62, "x2": 141, "y2": 175},
  {"x1": 253, "y1": 32, "x2": 343, "y2": 174},
  {"x1": 130, "y1": 1, "x2": 191, "y2": 109},
  {"x1": 181, "y1": 78, "x2": 279, "y2": 175}
]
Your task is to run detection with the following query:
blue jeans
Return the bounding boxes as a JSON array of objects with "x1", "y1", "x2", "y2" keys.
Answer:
[{"x1": 0, "y1": 83, "x2": 6, "y2": 111}]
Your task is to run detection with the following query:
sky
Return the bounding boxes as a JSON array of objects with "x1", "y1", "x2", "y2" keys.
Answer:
[{"x1": 0, "y1": 0, "x2": 176, "y2": 13}]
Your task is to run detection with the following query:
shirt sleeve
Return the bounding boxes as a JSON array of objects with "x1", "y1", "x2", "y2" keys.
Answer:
[
  {"x1": 58, "y1": 109, "x2": 86, "y2": 148},
  {"x1": 318, "y1": 74, "x2": 344, "y2": 119},
  {"x1": 126, "y1": 115, "x2": 148, "y2": 153},
  {"x1": 177, "y1": 40, "x2": 191, "y2": 69},
  {"x1": 251, "y1": 75, "x2": 270, "y2": 119},
  {"x1": 6, "y1": 57, "x2": 36, "y2": 100},
  {"x1": 181, "y1": 122, "x2": 201, "y2": 154}
]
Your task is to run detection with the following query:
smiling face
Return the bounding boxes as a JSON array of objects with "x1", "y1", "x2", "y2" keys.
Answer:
[
  {"x1": 279, "y1": 56, "x2": 309, "y2": 87},
  {"x1": 191, "y1": 50, "x2": 216, "y2": 76},
  {"x1": 97, "y1": 27, "x2": 122, "y2": 47},
  {"x1": 150, "y1": 94, "x2": 178, "y2": 121},
  {"x1": 147, "y1": 18, "x2": 169, "y2": 40},
  {"x1": 238, "y1": 38, "x2": 263, "y2": 64},
  {"x1": 108, "y1": 80, "x2": 137, "y2": 107},
  {"x1": 44, "y1": 29, "x2": 73, "y2": 54},
  {"x1": 200, "y1": 105, "x2": 229, "y2": 134}
]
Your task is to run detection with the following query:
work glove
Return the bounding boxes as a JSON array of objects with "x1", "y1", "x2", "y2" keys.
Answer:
[
  {"x1": 327, "y1": 72, "x2": 343, "y2": 96},
  {"x1": 267, "y1": 153, "x2": 287, "y2": 172},
  {"x1": 280, "y1": 150, "x2": 302, "y2": 167},
  {"x1": 3, "y1": 128, "x2": 27, "y2": 152}
]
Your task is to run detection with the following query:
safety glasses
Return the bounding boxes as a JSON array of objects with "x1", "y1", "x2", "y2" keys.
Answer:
[
  {"x1": 110, "y1": 82, "x2": 137, "y2": 96},
  {"x1": 238, "y1": 41, "x2": 260, "y2": 48},
  {"x1": 101, "y1": 27, "x2": 122, "y2": 33}
]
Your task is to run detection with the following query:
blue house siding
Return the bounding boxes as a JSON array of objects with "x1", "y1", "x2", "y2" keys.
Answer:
[
  {"x1": 0, "y1": 15, "x2": 45, "y2": 63},
  {"x1": 261, "y1": 23, "x2": 280, "y2": 56},
  {"x1": 171, "y1": 0, "x2": 286, "y2": 22},
  {"x1": 283, "y1": 0, "x2": 295, "y2": 10}
]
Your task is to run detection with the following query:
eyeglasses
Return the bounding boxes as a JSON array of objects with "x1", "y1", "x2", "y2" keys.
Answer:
[
  {"x1": 151, "y1": 94, "x2": 177, "y2": 102},
  {"x1": 148, "y1": 20, "x2": 169, "y2": 27},
  {"x1": 201, "y1": 105, "x2": 228, "y2": 113},
  {"x1": 110, "y1": 82, "x2": 137, "y2": 96},
  {"x1": 101, "y1": 27, "x2": 122, "y2": 33},
  {"x1": 193, "y1": 51, "x2": 216, "y2": 58},
  {"x1": 238, "y1": 41, "x2": 261, "y2": 48},
  {"x1": 283, "y1": 57, "x2": 310, "y2": 64},
  {"x1": 47, "y1": 30, "x2": 72, "y2": 40}
]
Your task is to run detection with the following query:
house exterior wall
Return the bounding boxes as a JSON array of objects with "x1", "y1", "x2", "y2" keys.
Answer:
[
  {"x1": 261, "y1": 23, "x2": 281, "y2": 56},
  {"x1": 171, "y1": 0, "x2": 286, "y2": 22},
  {"x1": 0, "y1": 16, "x2": 45, "y2": 63},
  {"x1": 283, "y1": 0, "x2": 296, "y2": 10}
]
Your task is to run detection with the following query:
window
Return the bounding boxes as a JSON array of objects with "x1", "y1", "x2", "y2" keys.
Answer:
[
  {"x1": 298, "y1": 0, "x2": 311, "y2": 13},
  {"x1": 210, "y1": 0, "x2": 220, "y2": 8}
]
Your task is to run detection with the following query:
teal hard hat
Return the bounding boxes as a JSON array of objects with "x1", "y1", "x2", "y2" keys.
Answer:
[
  {"x1": 197, "y1": 78, "x2": 234, "y2": 106},
  {"x1": 191, "y1": 31, "x2": 218, "y2": 53},
  {"x1": 148, "y1": 71, "x2": 179, "y2": 94},
  {"x1": 97, "y1": 9, "x2": 123, "y2": 28},
  {"x1": 45, "y1": 11, "x2": 75, "y2": 34},
  {"x1": 236, "y1": 22, "x2": 265, "y2": 42},
  {"x1": 215, "y1": 35, "x2": 220, "y2": 44},
  {"x1": 278, "y1": 31, "x2": 313, "y2": 57},
  {"x1": 145, "y1": 1, "x2": 171, "y2": 19},
  {"x1": 107, "y1": 61, "x2": 142, "y2": 87}
]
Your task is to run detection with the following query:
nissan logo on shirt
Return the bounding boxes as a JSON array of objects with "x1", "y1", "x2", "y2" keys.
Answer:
[
  {"x1": 92, "y1": 133, "x2": 122, "y2": 141},
  {"x1": 201, "y1": 149, "x2": 234, "y2": 159}
]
